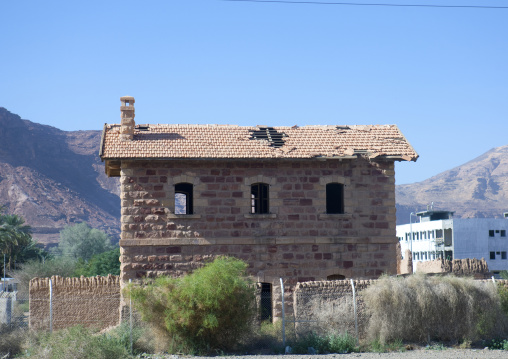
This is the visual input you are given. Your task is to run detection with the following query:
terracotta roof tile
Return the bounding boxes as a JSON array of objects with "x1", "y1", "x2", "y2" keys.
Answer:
[{"x1": 100, "y1": 124, "x2": 418, "y2": 161}]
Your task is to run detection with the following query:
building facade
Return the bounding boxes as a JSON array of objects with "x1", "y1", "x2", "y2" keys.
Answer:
[
  {"x1": 100, "y1": 96, "x2": 418, "y2": 317},
  {"x1": 397, "y1": 210, "x2": 508, "y2": 274}
]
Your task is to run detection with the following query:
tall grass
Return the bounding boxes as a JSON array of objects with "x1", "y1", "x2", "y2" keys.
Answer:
[
  {"x1": 362, "y1": 274, "x2": 508, "y2": 344},
  {"x1": 20, "y1": 325, "x2": 132, "y2": 359}
]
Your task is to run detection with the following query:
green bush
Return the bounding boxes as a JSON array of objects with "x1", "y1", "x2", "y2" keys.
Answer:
[
  {"x1": 486, "y1": 338, "x2": 508, "y2": 350},
  {"x1": 126, "y1": 256, "x2": 256, "y2": 354},
  {"x1": 362, "y1": 274, "x2": 508, "y2": 344},
  {"x1": 21, "y1": 325, "x2": 131, "y2": 359},
  {"x1": 498, "y1": 283, "x2": 508, "y2": 317},
  {"x1": 288, "y1": 331, "x2": 357, "y2": 354},
  {"x1": 73, "y1": 247, "x2": 121, "y2": 277}
]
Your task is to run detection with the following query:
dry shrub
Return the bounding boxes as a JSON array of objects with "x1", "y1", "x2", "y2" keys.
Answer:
[
  {"x1": 362, "y1": 274, "x2": 508, "y2": 344},
  {"x1": 0, "y1": 325, "x2": 27, "y2": 357},
  {"x1": 305, "y1": 296, "x2": 357, "y2": 336}
]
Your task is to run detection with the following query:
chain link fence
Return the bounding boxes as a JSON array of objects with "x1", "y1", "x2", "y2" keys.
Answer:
[{"x1": 0, "y1": 290, "x2": 29, "y2": 332}]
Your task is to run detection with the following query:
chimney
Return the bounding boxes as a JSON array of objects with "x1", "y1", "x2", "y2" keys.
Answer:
[{"x1": 120, "y1": 96, "x2": 135, "y2": 141}]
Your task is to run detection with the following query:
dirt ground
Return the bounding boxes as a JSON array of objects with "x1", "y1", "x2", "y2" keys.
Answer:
[{"x1": 139, "y1": 349, "x2": 508, "y2": 359}]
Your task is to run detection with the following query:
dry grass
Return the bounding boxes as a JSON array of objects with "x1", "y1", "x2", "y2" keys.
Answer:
[
  {"x1": 304, "y1": 296, "x2": 358, "y2": 336},
  {"x1": 362, "y1": 274, "x2": 508, "y2": 344}
]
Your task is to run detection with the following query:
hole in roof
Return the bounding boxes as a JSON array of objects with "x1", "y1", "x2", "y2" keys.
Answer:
[{"x1": 249, "y1": 127, "x2": 287, "y2": 148}]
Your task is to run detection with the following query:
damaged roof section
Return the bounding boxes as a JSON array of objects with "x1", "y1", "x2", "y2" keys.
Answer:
[
  {"x1": 249, "y1": 126, "x2": 287, "y2": 148},
  {"x1": 100, "y1": 124, "x2": 418, "y2": 162}
]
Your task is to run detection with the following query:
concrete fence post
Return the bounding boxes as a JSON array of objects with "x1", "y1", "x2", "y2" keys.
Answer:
[
  {"x1": 129, "y1": 279, "x2": 133, "y2": 354},
  {"x1": 350, "y1": 279, "x2": 358, "y2": 345},
  {"x1": 280, "y1": 278, "x2": 286, "y2": 349},
  {"x1": 49, "y1": 278, "x2": 53, "y2": 333}
]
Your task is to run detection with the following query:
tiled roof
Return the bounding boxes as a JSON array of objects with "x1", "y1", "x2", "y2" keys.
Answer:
[{"x1": 100, "y1": 124, "x2": 418, "y2": 161}]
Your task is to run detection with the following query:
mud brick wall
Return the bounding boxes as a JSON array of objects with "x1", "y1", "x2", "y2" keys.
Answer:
[
  {"x1": 417, "y1": 258, "x2": 490, "y2": 277},
  {"x1": 29, "y1": 275, "x2": 120, "y2": 331},
  {"x1": 293, "y1": 279, "x2": 376, "y2": 337},
  {"x1": 119, "y1": 158, "x2": 397, "y2": 317}
]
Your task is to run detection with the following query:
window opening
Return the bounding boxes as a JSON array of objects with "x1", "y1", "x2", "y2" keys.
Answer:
[
  {"x1": 326, "y1": 183, "x2": 344, "y2": 214},
  {"x1": 502, "y1": 230, "x2": 506, "y2": 237},
  {"x1": 175, "y1": 182, "x2": 193, "y2": 214},
  {"x1": 251, "y1": 183, "x2": 269, "y2": 214},
  {"x1": 259, "y1": 283, "x2": 272, "y2": 322},
  {"x1": 489, "y1": 230, "x2": 495, "y2": 237},
  {"x1": 502, "y1": 252, "x2": 507, "y2": 260},
  {"x1": 490, "y1": 252, "x2": 496, "y2": 260}
]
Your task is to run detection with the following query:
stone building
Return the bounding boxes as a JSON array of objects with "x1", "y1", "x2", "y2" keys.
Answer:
[{"x1": 100, "y1": 96, "x2": 417, "y2": 318}]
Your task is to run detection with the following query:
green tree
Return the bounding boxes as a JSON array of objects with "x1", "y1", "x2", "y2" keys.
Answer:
[
  {"x1": 57, "y1": 222, "x2": 113, "y2": 262},
  {"x1": 0, "y1": 213, "x2": 33, "y2": 271},
  {"x1": 9, "y1": 257, "x2": 77, "y2": 295},
  {"x1": 74, "y1": 247, "x2": 121, "y2": 277},
  {"x1": 127, "y1": 256, "x2": 255, "y2": 353}
]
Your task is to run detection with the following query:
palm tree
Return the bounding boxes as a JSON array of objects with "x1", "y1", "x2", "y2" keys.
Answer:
[{"x1": 0, "y1": 214, "x2": 32, "y2": 270}]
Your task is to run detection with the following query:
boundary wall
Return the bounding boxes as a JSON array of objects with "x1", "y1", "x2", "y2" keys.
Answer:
[{"x1": 29, "y1": 275, "x2": 120, "y2": 331}]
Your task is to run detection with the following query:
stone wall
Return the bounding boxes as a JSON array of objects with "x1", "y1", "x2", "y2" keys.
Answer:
[
  {"x1": 29, "y1": 275, "x2": 120, "y2": 331},
  {"x1": 119, "y1": 158, "x2": 398, "y2": 317}
]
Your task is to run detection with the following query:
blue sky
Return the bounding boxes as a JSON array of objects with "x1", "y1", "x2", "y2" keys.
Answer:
[{"x1": 1, "y1": 0, "x2": 506, "y2": 185}]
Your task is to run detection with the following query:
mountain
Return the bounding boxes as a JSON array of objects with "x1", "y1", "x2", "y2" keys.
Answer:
[
  {"x1": 0, "y1": 107, "x2": 120, "y2": 246},
  {"x1": 396, "y1": 145, "x2": 508, "y2": 224},
  {"x1": 2, "y1": 106, "x2": 507, "y2": 242}
]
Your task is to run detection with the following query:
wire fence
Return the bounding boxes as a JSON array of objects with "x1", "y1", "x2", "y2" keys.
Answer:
[{"x1": 0, "y1": 291, "x2": 29, "y2": 333}]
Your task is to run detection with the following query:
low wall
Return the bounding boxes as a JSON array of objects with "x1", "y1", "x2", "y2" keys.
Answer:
[
  {"x1": 293, "y1": 279, "x2": 376, "y2": 337},
  {"x1": 417, "y1": 258, "x2": 489, "y2": 277},
  {"x1": 29, "y1": 275, "x2": 121, "y2": 331}
]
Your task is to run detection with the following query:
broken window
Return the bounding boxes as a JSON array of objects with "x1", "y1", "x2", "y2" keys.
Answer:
[
  {"x1": 251, "y1": 183, "x2": 269, "y2": 214},
  {"x1": 326, "y1": 183, "x2": 344, "y2": 214},
  {"x1": 175, "y1": 182, "x2": 193, "y2": 214}
]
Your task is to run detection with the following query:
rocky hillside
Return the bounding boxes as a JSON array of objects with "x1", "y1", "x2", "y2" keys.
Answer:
[
  {"x1": 2, "y1": 106, "x2": 507, "y2": 242},
  {"x1": 396, "y1": 145, "x2": 508, "y2": 224},
  {"x1": 0, "y1": 107, "x2": 120, "y2": 246}
]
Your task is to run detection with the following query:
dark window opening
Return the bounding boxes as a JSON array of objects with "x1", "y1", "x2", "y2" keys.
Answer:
[
  {"x1": 175, "y1": 182, "x2": 193, "y2": 214},
  {"x1": 501, "y1": 230, "x2": 506, "y2": 237},
  {"x1": 490, "y1": 251, "x2": 496, "y2": 260},
  {"x1": 251, "y1": 183, "x2": 269, "y2": 214},
  {"x1": 326, "y1": 183, "x2": 344, "y2": 214},
  {"x1": 489, "y1": 230, "x2": 495, "y2": 237},
  {"x1": 502, "y1": 252, "x2": 507, "y2": 260},
  {"x1": 327, "y1": 274, "x2": 346, "y2": 280},
  {"x1": 260, "y1": 283, "x2": 272, "y2": 322}
]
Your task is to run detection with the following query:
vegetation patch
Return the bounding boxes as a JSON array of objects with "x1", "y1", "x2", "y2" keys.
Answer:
[
  {"x1": 126, "y1": 256, "x2": 255, "y2": 354},
  {"x1": 362, "y1": 274, "x2": 508, "y2": 344}
]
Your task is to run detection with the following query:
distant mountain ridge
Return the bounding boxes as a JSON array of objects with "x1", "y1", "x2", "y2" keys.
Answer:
[
  {"x1": 396, "y1": 145, "x2": 508, "y2": 224},
  {"x1": 0, "y1": 107, "x2": 120, "y2": 245},
  {"x1": 1, "y1": 106, "x2": 506, "y2": 242}
]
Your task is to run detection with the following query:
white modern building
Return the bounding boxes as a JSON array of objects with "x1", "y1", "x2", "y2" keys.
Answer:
[{"x1": 397, "y1": 210, "x2": 508, "y2": 274}]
